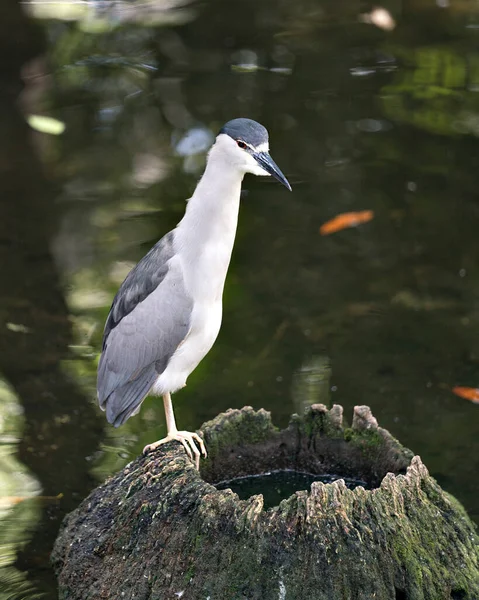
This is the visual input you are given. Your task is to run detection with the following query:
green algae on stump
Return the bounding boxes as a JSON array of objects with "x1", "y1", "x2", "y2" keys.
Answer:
[{"x1": 52, "y1": 405, "x2": 479, "y2": 600}]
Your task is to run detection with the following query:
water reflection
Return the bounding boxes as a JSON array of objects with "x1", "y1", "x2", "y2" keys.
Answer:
[
  {"x1": 1, "y1": 0, "x2": 479, "y2": 598},
  {"x1": 0, "y1": 381, "x2": 42, "y2": 599},
  {"x1": 292, "y1": 355, "x2": 332, "y2": 415},
  {"x1": 25, "y1": 0, "x2": 198, "y2": 27}
]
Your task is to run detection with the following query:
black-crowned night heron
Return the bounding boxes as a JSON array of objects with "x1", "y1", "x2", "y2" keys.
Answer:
[{"x1": 97, "y1": 118, "x2": 291, "y2": 468}]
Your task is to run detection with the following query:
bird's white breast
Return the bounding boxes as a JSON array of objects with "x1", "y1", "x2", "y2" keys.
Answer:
[
  {"x1": 152, "y1": 152, "x2": 244, "y2": 395},
  {"x1": 152, "y1": 296, "x2": 222, "y2": 395},
  {"x1": 152, "y1": 242, "x2": 231, "y2": 395}
]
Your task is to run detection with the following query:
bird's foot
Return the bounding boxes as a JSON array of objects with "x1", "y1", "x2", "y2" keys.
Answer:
[{"x1": 143, "y1": 431, "x2": 207, "y2": 470}]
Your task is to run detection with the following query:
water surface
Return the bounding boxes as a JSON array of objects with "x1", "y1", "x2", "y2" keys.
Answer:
[
  {"x1": 216, "y1": 471, "x2": 368, "y2": 509},
  {"x1": 1, "y1": 0, "x2": 479, "y2": 597}
]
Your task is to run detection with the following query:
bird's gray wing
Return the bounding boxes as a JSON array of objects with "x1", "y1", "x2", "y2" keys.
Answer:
[{"x1": 97, "y1": 232, "x2": 193, "y2": 426}]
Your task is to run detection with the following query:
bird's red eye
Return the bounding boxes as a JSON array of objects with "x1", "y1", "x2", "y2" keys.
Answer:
[{"x1": 236, "y1": 140, "x2": 247, "y2": 150}]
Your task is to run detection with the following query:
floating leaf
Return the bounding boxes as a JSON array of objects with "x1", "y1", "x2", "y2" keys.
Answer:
[
  {"x1": 0, "y1": 494, "x2": 63, "y2": 509},
  {"x1": 320, "y1": 210, "x2": 374, "y2": 235},
  {"x1": 359, "y1": 8, "x2": 396, "y2": 31},
  {"x1": 6, "y1": 322, "x2": 31, "y2": 333},
  {"x1": 0, "y1": 493, "x2": 63, "y2": 507},
  {"x1": 452, "y1": 386, "x2": 479, "y2": 404},
  {"x1": 27, "y1": 114, "x2": 66, "y2": 136}
]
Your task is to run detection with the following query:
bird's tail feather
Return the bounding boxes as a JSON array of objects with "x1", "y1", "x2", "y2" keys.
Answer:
[{"x1": 105, "y1": 364, "x2": 158, "y2": 427}]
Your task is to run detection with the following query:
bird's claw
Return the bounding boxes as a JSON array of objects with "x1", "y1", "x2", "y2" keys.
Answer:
[{"x1": 143, "y1": 431, "x2": 207, "y2": 470}]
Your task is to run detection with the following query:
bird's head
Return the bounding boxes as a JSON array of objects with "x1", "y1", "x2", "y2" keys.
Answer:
[{"x1": 215, "y1": 118, "x2": 292, "y2": 191}]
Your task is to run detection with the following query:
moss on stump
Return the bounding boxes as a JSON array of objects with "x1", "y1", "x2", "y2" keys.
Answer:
[{"x1": 52, "y1": 405, "x2": 479, "y2": 599}]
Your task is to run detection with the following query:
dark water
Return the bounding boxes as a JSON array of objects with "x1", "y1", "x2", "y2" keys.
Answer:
[
  {"x1": 1, "y1": 0, "x2": 479, "y2": 598},
  {"x1": 216, "y1": 471, "x2": 368, "y2": 509}
]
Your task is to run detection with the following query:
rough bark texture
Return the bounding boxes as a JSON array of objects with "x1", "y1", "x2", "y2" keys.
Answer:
[{"x1": 52, "y1": 405, "x2": 479, "y2": 600}]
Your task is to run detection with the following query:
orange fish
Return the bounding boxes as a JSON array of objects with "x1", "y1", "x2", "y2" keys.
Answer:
[
  {"x1": 452, "y1": 386, "x2": 479, "y2": 404},
  {"x1": 320, "y1": 210, "x2": 374, "y2": 236}
]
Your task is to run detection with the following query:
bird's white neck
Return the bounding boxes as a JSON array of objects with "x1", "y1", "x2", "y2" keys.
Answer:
[
  {"x1": 174, "y1": 141, "x2": 245, "y2": 298},
  {"x1": 182, "y1": 143, "x2": 244, "y2": 233}
]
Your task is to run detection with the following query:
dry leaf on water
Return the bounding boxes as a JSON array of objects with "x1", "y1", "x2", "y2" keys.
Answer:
[{"x1": 320, "y1": 210, "x2": 374, "y2": 235}]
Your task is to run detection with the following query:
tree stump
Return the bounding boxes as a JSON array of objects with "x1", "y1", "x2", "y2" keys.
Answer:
[{"x1": 52, "y1": 405, "x2": 479, "y2": 599}]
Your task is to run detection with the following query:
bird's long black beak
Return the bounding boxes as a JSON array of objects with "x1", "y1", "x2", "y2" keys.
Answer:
[{"x1": 253, "y1": 152, "x2": 292, "y2": 191}]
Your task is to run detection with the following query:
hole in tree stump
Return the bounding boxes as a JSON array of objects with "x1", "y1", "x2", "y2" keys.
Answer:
[
  {"x1": 215, "y1": 470, "x2": 368, "y2": 509},
  {"x1": 200, "y1": 404, "x2": 409, "y2": 493}
]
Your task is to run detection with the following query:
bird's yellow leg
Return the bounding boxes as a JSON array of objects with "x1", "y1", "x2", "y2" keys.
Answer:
[{"x1": 143, "y1": 392, "x2": 207, "y2": 469}]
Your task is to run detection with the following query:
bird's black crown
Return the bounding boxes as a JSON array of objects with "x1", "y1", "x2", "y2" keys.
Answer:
[{"x1": 219, "y1": 118, "x2": 268, "y2": 148}]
